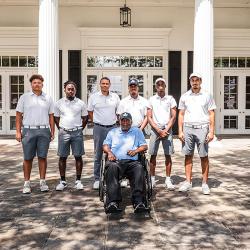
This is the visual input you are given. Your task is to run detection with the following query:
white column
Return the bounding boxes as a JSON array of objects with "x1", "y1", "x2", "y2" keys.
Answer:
[
  {"x1": 38, "y1": 0, "x2": 59, "y2": 101},
  {"x1": 194, "y1": 0, "x2": 214, "y2": 94}
]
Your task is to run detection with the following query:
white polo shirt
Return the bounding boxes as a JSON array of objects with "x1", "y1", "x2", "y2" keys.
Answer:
[
  {"x1": 16, "y1": 91, "x2": 54, "y2": 126},
  {"x1": 117, "y1": 95, "x2": 150, "y2": 127},
  {"x1": 87, "y1": 91, "x2": 120, "y2": 125},
  {"x1": 54, "y1": 97, "x2": 88, "y2": 129},
  {"x1": 148, "y1": 94, "x2": 177, "y2": 128},
  {"x1": 178, "y1": 89, "x2": 216, "y2": 125}
]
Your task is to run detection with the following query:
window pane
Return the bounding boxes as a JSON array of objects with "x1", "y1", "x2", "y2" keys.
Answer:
[
  {"x1": 230, "y1": 57, "x2": 237, "y2": 68},
  {"x1": 214, "y1": 57, "x2": 221, "y2": 67},
  {"x1": 155, "y1": 56, "x2": 163, "y2": 67},
  {"x1": 10, "y1": 94, "x2": 19, "y2": 109},
  {"x1": 121, "y1": 56, "x2": 130, "y2": 67},
  {"x1": 95, "y1": 56, "x2": 104, "y2": 67},
  {"x1": 246, "y1": 77, "x2": 250, "y2": 109},
  {"x1": 2, "y1": 56, "x2": 10, "y2": 67},
  {"x1": 222, "y1": 57, "x2": 229, "y2": 67},
  {"x1": 28, "y1": 56, "x2": 36, "y2": 67},
  {"x1": 19, "y1": 56, "x2": 27, "y2": 67},
  {"x1": 10, "y1": 116, "x2": 16, "y2": 130},
  {"x1": 130, "y1": 56, "x2": 137, "y2": 67},
  {"x1": 137, "y1": 56, "x2": 146, "y2": 67},
  {"x1": 0, "y1": 116, "x2": 2, "y2": 130},
  {"x1": 224, "y1": 76, "x2": 238, "y2": 109},
  {"x1": 0, "y1": 56, "x2": 1, "y2": 67},
  {"x1": 103, "y1": 56, "x2": 113, "y2": 67},
  {"x1": 113, "y1": 56, "x2": 120, "y2": 67},
  {"x1": 247, "y1": 57, "x2": 250, "y2": 67},
  {"x1": 238, "y1": 57, "x2": 246, "y2": 68},
  {"x1": 146, "y1": 56, "x2": 154, "y2": 67},
  {"x1": 245, "y1": 116, "x2": 250, "y2": 129},
  {"x1": 224, "y1": 116, "x2": 238, "y2": 129},
  {"x1": 11, "y1": 56, "x2": 18, "y2": 67}
]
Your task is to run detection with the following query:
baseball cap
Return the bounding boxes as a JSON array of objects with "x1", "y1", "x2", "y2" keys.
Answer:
[
  {"x1": 155, "y1": 78, "x2": 166, "y2": 85},
  {"x1": 189, "y1": 72, "x2": 202, "y2": 79},
  {"x1": 128, "y1": 79, "x2": 139, "y2": 86},
  {"x1": 120, "y1": 112, "x2": 132, "y2": 121}
]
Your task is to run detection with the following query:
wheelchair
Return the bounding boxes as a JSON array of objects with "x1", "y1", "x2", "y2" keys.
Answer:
[{"x1": 99, "y1": 152, "x2": 153, "y2": 212}]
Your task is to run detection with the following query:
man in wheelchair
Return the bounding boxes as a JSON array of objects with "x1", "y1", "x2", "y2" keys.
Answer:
[{"x1": 102, "y1": 112, "x2": 148, "y2": 214}]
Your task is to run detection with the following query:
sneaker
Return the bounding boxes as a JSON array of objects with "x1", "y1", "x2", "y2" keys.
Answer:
[
  {"x1": 74, "y1": 180, "x2": 83, "y2": 190},
  {"x1": 56, "y1": 181, "x2": 67, "y2": 191},
  {"x1": 151, "y1": 176, "x2": 156, "y2": 188},
  {"x1": 202, "y1": 183, "x2": 210, "y2": 195},
  {"x1": 105, "y1": 202, "x2": 122, "y2": 214},
  {"x1": 40, "y1": 180, "x2": 49, "y2": 192},
  {"x1": 23, "y1": 181, "x2": 31, "y2": 194},
  {"x1": 93, "y1": 180, "x2": 100, "y2": 190},
  {"x1": 120, "y1": 179, "x2": 128, "y2": 188},
  {"x1": 179, "y1": 181, "x2": 192, "y2": 192},
  {"x1": 165, "y1": 178, "x2": 175, "y2": 190},
  {"x1": 134, "y1": 202, "x2": 148, "y2": 213}
]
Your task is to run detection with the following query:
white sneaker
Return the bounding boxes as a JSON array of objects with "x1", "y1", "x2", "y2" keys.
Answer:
[
  {"x1": 93, "y1": 180, "x2": 100, "y2": 190},
  {"x1": 165, "y1": 178, "x2": 175, "y2": 190},
  {"x1": 202, "y1": 183, "x2": 210, "y2": 195},
  {"x1": 74, "y1": 180, "x2": 84, "y2": 190},
  {"x1": 40, "y1": 180, "x2": 49, "y2": 192},
  {"x1": 23, "y1": 181, "x2": 31, "y2": 194},
  {"x1": 120, "y1": 179, "x2": 128, "y2": 188},
  {"x1": 151, "y1": 176, "x2": 156, "y2": 188},
  {"x1": 179, "y1": 181, "x2": 192, "y2": 192},
  {"x1": 56, "y1": 181, "x2": 67, "y2": 191}
]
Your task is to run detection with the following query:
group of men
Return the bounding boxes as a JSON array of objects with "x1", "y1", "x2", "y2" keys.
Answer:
[{"x1": 15, "y1": 72, "x2": 216, "y2": 213}]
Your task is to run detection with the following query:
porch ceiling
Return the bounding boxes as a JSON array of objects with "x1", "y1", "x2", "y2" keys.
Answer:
[{"x1": 0, "y1": 0, "x2": 249, "y2": 7}]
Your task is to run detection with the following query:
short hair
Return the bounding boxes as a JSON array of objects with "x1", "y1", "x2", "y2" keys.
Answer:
[
  {"x1": 100, "y1": 77, "x2": 110, "y2": 84},
  {"x1": 64, "y1": 80, "x2": 77, "y2": 89},
  {"x1": 29, "y1": 74, "x2": 44, "y2": 83}
]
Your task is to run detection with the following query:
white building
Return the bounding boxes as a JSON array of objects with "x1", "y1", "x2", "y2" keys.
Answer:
[{"x1": 0, "y1": 0, "x2": 249, "y2": 135}]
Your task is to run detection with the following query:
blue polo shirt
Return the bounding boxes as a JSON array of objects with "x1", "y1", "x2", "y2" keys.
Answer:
[{"x1": 103, "y1": 127, "x2": 147, "y2": 160}]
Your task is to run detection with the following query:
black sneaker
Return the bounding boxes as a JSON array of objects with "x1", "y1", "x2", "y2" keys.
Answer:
[
  {"x1": 105, "y1": 202, "x2": 122, "y2": 214},
  {"x1": 134, "y1": 202, "x2": 147, "y2": 213}
]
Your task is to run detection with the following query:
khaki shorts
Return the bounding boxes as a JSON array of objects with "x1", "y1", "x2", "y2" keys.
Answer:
[
  {"x1": 148, "y1": 129, "x2": 174, "y2": 156},
  {"x1": 182, "y1": 125, "x2": 209, "y2": 157}
]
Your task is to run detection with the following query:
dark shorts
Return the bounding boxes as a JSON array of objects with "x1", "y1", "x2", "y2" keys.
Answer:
[
  {"x1": 148, "y1": 129, "x2": 174, "y2": 156},
  {"x1": 22, "y1": 128, "x2": 51, "y2": 160},
  {"x1": 57, "y1": 129, "x2": 84, "y2": 158}
]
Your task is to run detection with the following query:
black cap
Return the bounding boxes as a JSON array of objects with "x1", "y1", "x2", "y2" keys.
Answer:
[
  {"x1": 120, "y1": 112, "x2": 132, "y2": 121},
  {"x1": 128, "y1": 79, "x2": 139, "y2": 86}
]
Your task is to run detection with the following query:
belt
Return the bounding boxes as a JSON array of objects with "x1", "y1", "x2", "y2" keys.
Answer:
[
  {"x1": 94, "y1": 123, "x2": 115, "y2": 128},
  {"x1": 184, "y1": 124, "x2": 209, "y2": 129},
  {"x1": 60, "y1": 126, "x2": 82, "y2": 132},
  {"x1": 23, "y1": 125, "x2": 50, "y2": 129}
]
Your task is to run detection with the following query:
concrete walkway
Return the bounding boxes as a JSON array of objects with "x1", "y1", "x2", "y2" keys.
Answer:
[{"x1": 0, "y1": 138, "x2": 249, "y2": 250}]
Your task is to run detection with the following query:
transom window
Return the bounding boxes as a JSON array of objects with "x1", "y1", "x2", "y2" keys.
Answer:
[
  {"x1": 214, "y1": 57, "x2": 250, "y2": 68},
  {"x1": 0, "y1": 56, "x2": 38, "y2": 67},
  {"x1": 87, "y1": 55, "x2": 164, "y2": 68}
]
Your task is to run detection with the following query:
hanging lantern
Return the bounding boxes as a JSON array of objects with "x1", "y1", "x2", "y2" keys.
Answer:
[{"x1": 120, "y1": 0, "x2": 131, "y2": 27}]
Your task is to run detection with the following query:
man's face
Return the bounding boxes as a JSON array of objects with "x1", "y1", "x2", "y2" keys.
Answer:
[
  {"x1": 100, "y1": 79, "x2": 111, "y2": 92},
  {"x1": 120, "y1": 118, "x2": 132, "y2": 131},
  {"x1": 156, "y1": 81, "x2": 166, "y2": 95},
  {"x1": 190, "y1": 76, "x2": 202, "y2": 90},
  {"x1": 65, "y1": 84, "x2": 76, "y2": 98},
  {"x1": 129, "y1": 84, "x2": 138, "y2": 97},
  {"x1": 31, "y1": 79, "x2": 43, "y2": 92}
]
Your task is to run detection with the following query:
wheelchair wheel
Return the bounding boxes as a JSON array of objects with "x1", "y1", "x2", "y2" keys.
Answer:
[{"x1": 99, "y1": 158, "x2": 107, "y2": 206}]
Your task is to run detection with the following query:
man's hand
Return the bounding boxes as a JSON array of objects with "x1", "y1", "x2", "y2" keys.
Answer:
[
  {"x1": 127, "y1": 150, "x2": 138, "y2": 157},
  {"x1": 157, "y1": 129, "x2": 169, "y2": 138},
  {"x1": 178, "y1": 131, "x2": 185, "y2": 142},
  {"x1": 107, "y1": 152, "x2": 116, "y2": 161},
  {"x1": 16, "y1": 132, "x2": 22, "y2": 142},
  {"x1": 206, "y1": 131, "x2": 214, "y2": 143},
  {"x1": 51, "y1": 133, "x2": 55, "y2": 141}
]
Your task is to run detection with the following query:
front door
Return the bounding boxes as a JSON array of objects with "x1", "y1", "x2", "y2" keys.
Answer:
[
  {"x1": 218, "y1": 72, "x2": 250, "y2": 134},
  {"x1": 0, "y1": 71, "x2": 33, "y2": 135}
]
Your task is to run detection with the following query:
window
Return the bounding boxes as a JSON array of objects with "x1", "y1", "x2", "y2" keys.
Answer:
[
  {"x1": 224, "y1": 116, "x2": 238, "y2": 129},
  {"x1": 87, "y1": 55, "x2": 164, "y2": 68},
  {"x1": 214, "y1": 56, "x2": 250, "y2": 68},
  {"x1": 0, "y1": 56, "x2": 38, "y2": 68}
]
